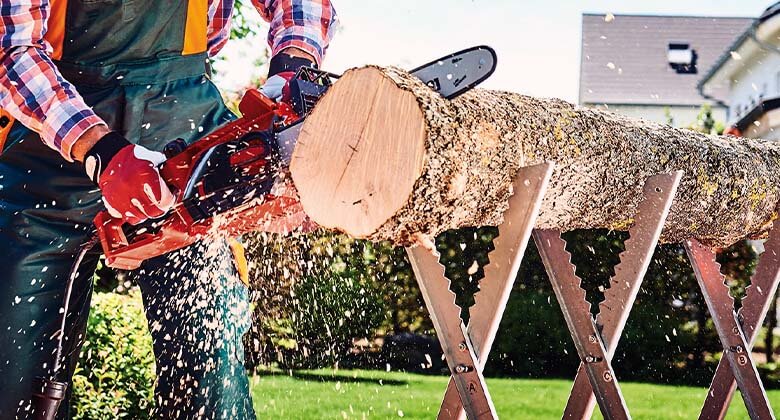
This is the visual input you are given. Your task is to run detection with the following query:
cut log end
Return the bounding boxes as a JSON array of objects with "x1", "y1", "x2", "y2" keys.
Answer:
[{"x1": 291, "y1": 67, "x2": 427, "y2": 238}]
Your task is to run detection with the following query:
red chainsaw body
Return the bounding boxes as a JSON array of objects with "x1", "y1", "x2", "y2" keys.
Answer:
[{"x1": 95, "y1": 89, "x2": 306, "y2": 270}]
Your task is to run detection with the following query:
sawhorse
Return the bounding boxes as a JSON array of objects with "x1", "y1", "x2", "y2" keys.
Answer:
[
  {"x1": 686, "y1": 223, "x2": 780, "y2": 420},
  {"x1": 534, "y1": 171, "x2": 682, "y2": 420},
  {"x1": 406, "y1": 162, "x2": 554, "y2": 419}
]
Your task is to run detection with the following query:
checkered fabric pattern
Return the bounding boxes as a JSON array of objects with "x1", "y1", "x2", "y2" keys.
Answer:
[{"x1": 0, "y1": 0, "x2": 337, "y2": 161}]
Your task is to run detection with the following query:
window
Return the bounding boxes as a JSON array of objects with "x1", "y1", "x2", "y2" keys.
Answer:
[{"x1": 668, "y1": 43, "x2": 698, "y2": 74}]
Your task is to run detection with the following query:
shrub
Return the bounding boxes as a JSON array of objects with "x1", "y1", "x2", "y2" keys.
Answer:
[
  {"x1": 71, "y1": 291, "x2": 154, "y2": 419},
  {"x1": 246, "y1": 232, "x2": 398, "y2": 369},
  {"x1": 275, "y1": 269, "x2": 387, "y2": 369}
]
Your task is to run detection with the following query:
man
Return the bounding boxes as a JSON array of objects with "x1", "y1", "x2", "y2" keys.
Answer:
[{"x1": 0, "y1": 0, "x2": 336, "y2": 418}]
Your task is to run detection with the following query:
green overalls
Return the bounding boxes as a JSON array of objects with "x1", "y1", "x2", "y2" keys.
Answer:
[{"x1": 0, "y1": 1, "x2": 254, "y2": 418}]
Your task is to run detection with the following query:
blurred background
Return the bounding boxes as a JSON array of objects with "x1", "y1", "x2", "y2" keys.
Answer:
[{"x1": 215, "y1": 0, "x2": 768, "y2": 101}]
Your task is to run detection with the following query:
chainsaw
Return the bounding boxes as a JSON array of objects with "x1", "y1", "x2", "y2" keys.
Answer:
[{"x1": 94, "y1": 46, "x2": 498, "y2": 270}]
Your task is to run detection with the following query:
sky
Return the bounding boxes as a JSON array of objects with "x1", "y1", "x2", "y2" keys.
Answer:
[{"x1": 215, "y1": 0, "x2": 772, "y2": 103}]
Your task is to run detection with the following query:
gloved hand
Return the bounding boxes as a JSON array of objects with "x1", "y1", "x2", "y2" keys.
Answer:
[
  {"x1": 84, "y1": 132, "x2": 175, "y2": 225},
  {"x1": 260, "y1": 51, "x2": 316, "y2": 102},
  {"x1": 261, "y1": 71, "x2": 296, "y2": 103}
]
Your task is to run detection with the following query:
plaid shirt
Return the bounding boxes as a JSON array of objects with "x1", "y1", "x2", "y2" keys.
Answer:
[{"x1": 0, "y1": 0, "x2": 337, "y2": 161}]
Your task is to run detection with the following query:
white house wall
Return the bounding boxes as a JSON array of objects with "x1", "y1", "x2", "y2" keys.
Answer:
[
  {"x1": 585, "y1": 104, "x2": 727, "y2": 128},
  {"x1": 728, "y1": 50, "x2": 780, "y2": 123}
]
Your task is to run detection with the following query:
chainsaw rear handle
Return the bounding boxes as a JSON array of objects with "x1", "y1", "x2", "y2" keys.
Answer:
[
  {"x1": 92, "y1": 146, "x2": 184, "y2": 266},
  {"x1": 94, "y1": 90, "x2": 277, "y2": 226},
  {"x1": 96, "y1": 89, "x2": 277, "y2": 212}
]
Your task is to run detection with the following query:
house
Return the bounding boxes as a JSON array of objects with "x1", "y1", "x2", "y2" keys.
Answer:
[
  {"x1": 699, "y1": 3, "x2": 780, "y2": 139},
  {"x1": 580, "y1": 14, "x2": 753, "y2": 127}
]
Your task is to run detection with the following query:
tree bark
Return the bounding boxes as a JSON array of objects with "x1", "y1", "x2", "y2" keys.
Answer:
[{"x1": 290, "y1": 65, "x2": 780, "y2": 247}]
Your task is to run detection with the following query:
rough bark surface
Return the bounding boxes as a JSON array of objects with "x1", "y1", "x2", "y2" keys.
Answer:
[{"x1": 292, "y1": 65, "x2": 780, "y2": 247}]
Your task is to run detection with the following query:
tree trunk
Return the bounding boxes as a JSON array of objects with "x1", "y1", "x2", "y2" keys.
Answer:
[{"x1": 290, "y1": 66, "x2": 780, "y2": 247}]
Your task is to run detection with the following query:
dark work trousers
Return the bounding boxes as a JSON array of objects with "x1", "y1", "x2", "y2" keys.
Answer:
[{"x1": 0, "y1": 1, "x2": 255, "y2": 418}]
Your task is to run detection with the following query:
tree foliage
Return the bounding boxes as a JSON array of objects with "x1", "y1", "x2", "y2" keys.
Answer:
[
  {"x1": 689, "y1": 103, "x2": 726, "y2": 135},
  {"x1": 231, "y1": 0, "x2": 264, "y2": 40},
  {"x1": 71, "y1": 292, "x2": 154, "y2": 419}
]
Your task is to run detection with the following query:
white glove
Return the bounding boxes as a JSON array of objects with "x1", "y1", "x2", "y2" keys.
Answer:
[{"x1": 260, "y1": 74, "x2": 289, "y2": 101}]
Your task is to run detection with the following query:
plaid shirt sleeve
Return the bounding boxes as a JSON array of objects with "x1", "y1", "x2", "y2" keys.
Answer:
[
  {"x1": 252, "y1": 0, "x2": 337, "y2": 65},
  {"x1": 0, "y1": 0, "x2": 105, "y2": 162},
  {"x1": 208, "y1": 0, "x2": 233, "y2": 55}
]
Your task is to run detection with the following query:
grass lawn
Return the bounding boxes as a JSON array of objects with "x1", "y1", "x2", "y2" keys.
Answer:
[{"x1": 250, "y1": 369, "x2": 780, "y2": 419}]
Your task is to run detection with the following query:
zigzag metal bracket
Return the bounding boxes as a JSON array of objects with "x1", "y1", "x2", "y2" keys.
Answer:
[
  {"x1": 406, "y1": 245, "x2": 497, "y2": 419},
  {"x1": 563, "y1": 171, "x2": 682, "y2": 419},
  {"x1": 437, "y1": 162, "x2": 555, "y2": 420},
  {"x1": 533, "y1": 171, "x2": 682, "y2": 420},
  {"x1": 406, "y1": 161, "x2": 554, "y2": 420},
  {"x1": 698, "y1": 223, "x2": 780, "y2": 419},
  {"x1": 534, "y1": 229, "x2": 631, "y2": 420},
  {"x1": 685, "y1": 239, "x2": 776, "y2": 420}
]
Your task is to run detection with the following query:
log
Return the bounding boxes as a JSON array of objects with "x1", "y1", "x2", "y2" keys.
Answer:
[{"x1": 290, "y1": 66, "x2": 780, "y2": 247}]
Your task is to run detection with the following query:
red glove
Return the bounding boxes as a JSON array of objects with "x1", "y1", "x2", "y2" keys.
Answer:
[{"x1": 84, "y1": 132, "x2": 175, "y2": 225}]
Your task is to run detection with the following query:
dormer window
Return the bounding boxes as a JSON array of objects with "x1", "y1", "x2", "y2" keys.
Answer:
[{"x1": 668, "y1": 43, "x2": 698, "y2": 74}]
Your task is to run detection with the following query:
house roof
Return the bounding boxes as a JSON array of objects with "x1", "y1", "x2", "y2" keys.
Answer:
[
  {"x1": 580, "y1": 14, "x2": 753, "y2": 107},
  {"x1": 761, "y1": 1, "x2": 780, "y2": 23}
]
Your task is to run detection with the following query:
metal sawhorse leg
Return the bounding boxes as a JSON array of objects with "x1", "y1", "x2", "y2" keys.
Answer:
[
  {"x1": 534, "y1": 171, "x2": 682, "y2": 420},
  {"x1": 686, "y1": 227, "x2": 780, "y2": 420},
  {"x1": 406, "y1": 162, "x2": 554, "y2": 419}
]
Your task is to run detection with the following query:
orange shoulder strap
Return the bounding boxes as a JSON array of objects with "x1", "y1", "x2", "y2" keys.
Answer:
[
  {"x1": 228, "y1": 238, "x2": 250, "y2": 286},
  {"x1": 45, "y1": 0, "x2": 67, "y2": 60},
  {"x1": 0, "y1": 109, "x2": 15, "y2": 153},
  {"x1": 182, "y1": 0, "x2": 208, "y2": 55}
]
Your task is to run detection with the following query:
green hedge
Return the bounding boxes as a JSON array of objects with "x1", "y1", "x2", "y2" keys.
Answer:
[{"x1": 71, "y1": 291, "x2": 154, "y2": 419}]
